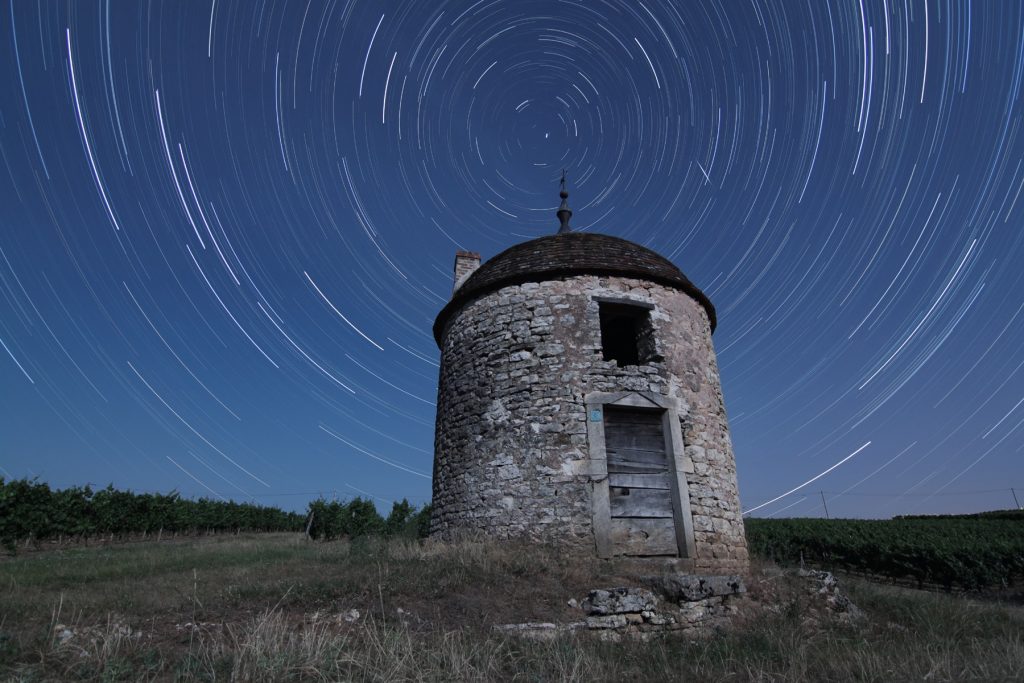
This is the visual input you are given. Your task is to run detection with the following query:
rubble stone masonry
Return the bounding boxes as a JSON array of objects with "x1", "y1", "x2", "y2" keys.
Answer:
[{"x1": 431, "y1": 273, "x2": 747, "y2": 574}]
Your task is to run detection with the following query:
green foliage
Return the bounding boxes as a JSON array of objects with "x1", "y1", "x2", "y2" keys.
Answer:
[
  {"x1": 896, "y1": 509, "x2": 1024, "y2": 521},
  {"x1": 305, "y1": 497, "x2": 431, "y2": 541},
  {"x1": 412, "y1": 503, "x2": 433, "y2": 539},
  {"x1": 383, "y1": 499, "x2": 414, "y2": 536},
  {"x1": 0, "y1": 478, "x2": 305, "y2": 553},
  {"x1": 745, "y1": 516, "x2": 1024, "y2": 591}
]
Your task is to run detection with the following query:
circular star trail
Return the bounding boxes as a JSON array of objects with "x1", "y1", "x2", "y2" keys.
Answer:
[{"x1": 1, "y1": 1, "x2": 1022, "y2": 516}]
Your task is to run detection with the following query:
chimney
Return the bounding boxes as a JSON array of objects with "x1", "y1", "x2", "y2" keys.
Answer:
[{"x1": 453, "y1": 250, "x2": 480, "y2": 292}]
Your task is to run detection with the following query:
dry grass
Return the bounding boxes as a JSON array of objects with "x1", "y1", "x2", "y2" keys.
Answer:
[{"x1": 1, "y1": 533, "x2": 1022, "y2": 681}]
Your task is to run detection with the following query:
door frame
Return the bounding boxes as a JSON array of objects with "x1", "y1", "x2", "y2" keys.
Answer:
[{"x1": 585, "y1": 391, "x2": 697, "y2": 558}]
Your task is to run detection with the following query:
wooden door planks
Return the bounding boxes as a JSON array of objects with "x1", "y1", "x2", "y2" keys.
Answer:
[
  {"x1": 607, "y1": 472, "x2": 671, "y2": 489},
  {"x1": 609, "y1": 487, "x2": 673, "y2": 518},
  {"x1": 602, "y1": 406, "x2": 680, "y2": 557},
  {"x1": 609, "y1": 517, "x2": 678, "y2": 556}
]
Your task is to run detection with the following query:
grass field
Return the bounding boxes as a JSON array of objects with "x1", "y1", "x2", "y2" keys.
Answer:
[{"x1": 1, "y1": 533, "x2": 1022, "y2": 681}]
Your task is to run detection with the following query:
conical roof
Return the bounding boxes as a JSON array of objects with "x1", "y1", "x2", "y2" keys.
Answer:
[{"x1": 433, "y1": 232, "x2": 715, "y2": 346}]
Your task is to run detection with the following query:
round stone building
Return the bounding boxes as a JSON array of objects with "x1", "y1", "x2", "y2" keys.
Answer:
[{"x1": 431, "y1": 184, "x2": 747, "y2": 574}]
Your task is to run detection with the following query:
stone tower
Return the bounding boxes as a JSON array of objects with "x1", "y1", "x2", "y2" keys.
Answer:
[{"x1": 431, "y1": 178, "x2": 747, "y2": 574}]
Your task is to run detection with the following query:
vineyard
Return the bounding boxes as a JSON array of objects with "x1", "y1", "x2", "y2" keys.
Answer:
[
  {"x1": 744, "y1": 514, "x2": 1024, "y2": 591},
  {"x1": 0, "y1": 478, "x2": 434, "y2": 554},
  {"x1": 5, "y1": 476, "x2": 1021, "y2": 593},
  {"x1": 0, "y1": 478, "x2": 305, "y2": 551}
]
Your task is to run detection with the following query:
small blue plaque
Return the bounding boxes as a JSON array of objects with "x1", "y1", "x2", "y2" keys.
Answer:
[{"x1": 589, "y1": 409, "x2": 602, "y2": 422}]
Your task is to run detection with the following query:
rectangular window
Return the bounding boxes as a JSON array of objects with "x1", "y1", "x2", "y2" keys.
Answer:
[{"x1": 598, "y1": 301, "x2": 657, "y2": 366}]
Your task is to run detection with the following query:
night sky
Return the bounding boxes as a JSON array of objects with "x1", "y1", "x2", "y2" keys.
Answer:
[{"x1": 2, "y1": 1, "x2": 1022, "y2": 518}]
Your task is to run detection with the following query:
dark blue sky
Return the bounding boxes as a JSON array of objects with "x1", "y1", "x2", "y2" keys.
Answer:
[{"x1": 1, "y1": 1, "x2": 1022, "y2": 517}]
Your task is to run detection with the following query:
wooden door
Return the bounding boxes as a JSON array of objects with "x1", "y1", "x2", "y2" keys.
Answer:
[{"x1": 603, "y1": 406, "x2": 679, "y2": 555}]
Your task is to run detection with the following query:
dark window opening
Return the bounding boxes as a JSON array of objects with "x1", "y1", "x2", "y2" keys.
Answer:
[{"x1": 599, "y1": 302, "x2": 658, "y2": 366}]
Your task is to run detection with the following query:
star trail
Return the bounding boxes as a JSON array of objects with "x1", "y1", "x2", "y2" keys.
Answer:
[{"x1": 1, "y1": 1, "x2": 1022, "y2": 517}]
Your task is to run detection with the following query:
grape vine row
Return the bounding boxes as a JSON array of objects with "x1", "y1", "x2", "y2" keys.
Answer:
[{"x1": 745, "y1": 515, "x2": 1024, "y2": 591}]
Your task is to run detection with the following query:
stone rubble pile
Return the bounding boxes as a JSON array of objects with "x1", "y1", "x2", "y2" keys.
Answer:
[
  {"x1": 52, "y1": 620, "x2": 145, "y2": 654},
  {"x1": 494, "y1": 574, "x2": 746, "y2": 641},
  {"x1": 797, "y1": 568, "x2": 865, "y2": 624}
]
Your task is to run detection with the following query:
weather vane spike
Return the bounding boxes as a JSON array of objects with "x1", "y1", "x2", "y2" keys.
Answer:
[{"x1": 556, "y1": 169, "x2": 573, "y2": 234}]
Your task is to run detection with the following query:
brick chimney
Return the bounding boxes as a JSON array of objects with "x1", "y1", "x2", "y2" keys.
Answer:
[{"x1": 453, "y1": 250, "x2": 480, "y2": 292}]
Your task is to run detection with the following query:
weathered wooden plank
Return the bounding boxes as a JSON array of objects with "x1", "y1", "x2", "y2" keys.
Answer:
[
  {"x1": 602, "y1": 423, "x2": 667, "y2": 440},
  {"x1": 610, "y1": 487, "x2": 674, "y2": 518},
  {"x1": 610, "y1": 518, "x2": 678, "y2": 556},
  {"x1": 607, "y1": 444, "x2": 667, "y2": 462},
  {"x1": 607, "y1": 449, "x2": 668, "y2": 473},
  {"x1": 605, "y1": 434, "x2": 665, "y2": 453},
  {"x1": 604, "y1": 409, "x2": 663, "y2": 425},
  {"x1": 607, "y1": 459, "x2": 667, "y2": 474},
  {"x1": 604, "y1": 414, "x2": 662, "y2": 429},
  {"x1": 608, "y1": 472, "x2": 671, "y2": 489},
  {"x1": 605, "y1": 411, "x2": 667, "y2": 460},
  {"x1": 604, "y1": 422, "x2": 663, "y2": 437},
  {"x1": 607, "y1": 460, "x2": 667, "y2": 475},
  {"x1": 607, "y1": 442, "x2": 665, "y2": 458}
]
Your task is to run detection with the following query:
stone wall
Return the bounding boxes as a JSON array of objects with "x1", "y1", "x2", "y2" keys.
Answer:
[
  {"x1": 432, "y1": 274, "x2": 747, "y2": 573},
  {"x1": 452, "y1": 251, "x2": 480, "y2": 291}
]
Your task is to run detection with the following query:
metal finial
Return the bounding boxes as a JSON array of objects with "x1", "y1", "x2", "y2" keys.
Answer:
[{"x1": 556, "y1": 169, "x2": 572, "y2": 234}]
